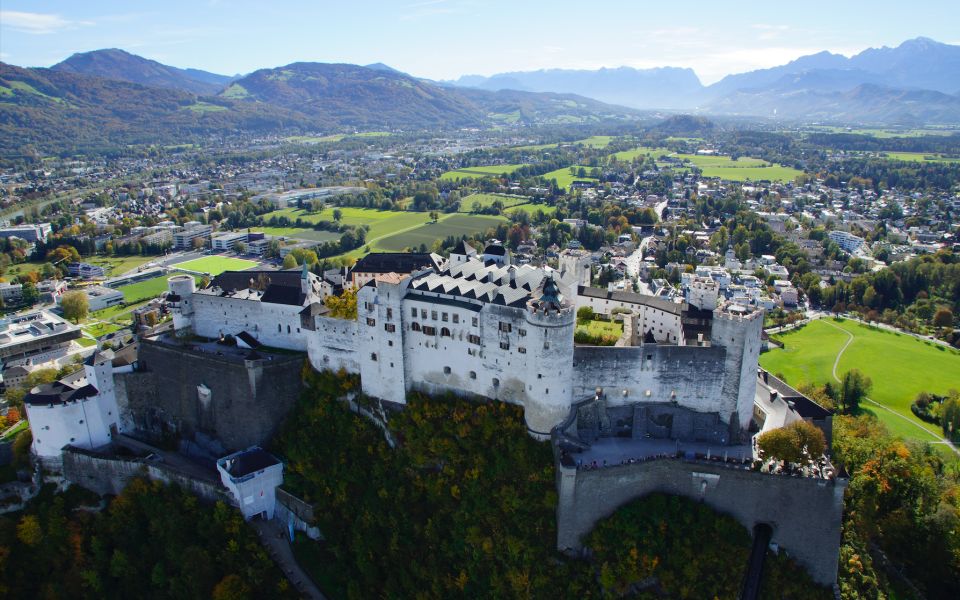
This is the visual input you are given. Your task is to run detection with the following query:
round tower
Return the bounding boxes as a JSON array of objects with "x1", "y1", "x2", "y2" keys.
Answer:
[
  {"x1": 167, "y1": 274, "x2": 196, "y2": 332},
  {"x1": 522, "y1": 276, "x2": 576, "y2": 438}
]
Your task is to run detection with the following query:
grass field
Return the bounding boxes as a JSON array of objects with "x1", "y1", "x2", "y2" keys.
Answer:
[
  {"x1": 175, "y1": 256, "x2": 258, "y2": 275},
  {"x1": 514, "y1": 135, "x2": 616, "y2": 151},
  {"x1": 541, "y1": 166, "x2": 599, "y2": 189},
  {"x1": 257, "y1": 227, "x2": 341, "y2": 242},
  {"x1": 806, "y1": 126, "x2": 959, "y2": 138},
  {"x1": 84, "y1": 255, "x2": 157, "y2": 277},
  {"x1": 576, "y1": 319, "x2": 624, "y2": 338},
  {"x1": 506, "y1": 203, "x2": 557, "y2": 217},
  {"x1": 114, "y1": 275, "x2": 179, "y2": 303},
  {"x1": 879, "y1": 151, "x2": 960, "y2": 164},
  {"x1": 609, "y1": 146, "x2": 671, "y2": 162},
  {"x1": 373, "y1": 214, "x2": 506, "y2": 252},
  {"x1": 439, "y1": 164, "x2": 529, "y2": 181},
  {"x1": 666, "y1": 153, "x2": 802, "y2": 182},
  {"x1": 82, "y1": 321, "x2": 125, "y2": 339},
  {"x1": 459, "y1": 193, "x2": 529, "y2": 212},
  {"x1": 262, "y1": 207, "x2": 431, "y2": 241},
  {"x1": 761, "y1": 318, "x2": 960, "y2": 443}
]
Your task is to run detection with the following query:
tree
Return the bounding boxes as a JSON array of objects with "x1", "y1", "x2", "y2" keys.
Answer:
[
  {"x1": 838, "y1": 369, "x2": 872, "y2": 413},
  {"x1": 16, "y1": 515, "x2": 43, "y2": 547},
  {"x1": 933, "y1": 307, "x2": 954, "y2": 329},
  {"x1": 25, "y1": 368, "x2": 59, "y2": 389},
  {"x1": 757, "y1": 420, "x2": 827, "y2": 464},
  {"x1": 282, "y1": 254, "x2": 298, "y2": 269},
  {"x1": 233, "y1": 241, "x2": 247, "y2": 255},
  {"x1": 429, "y1": 211, "x2": 439, "y2": 223},
  {"x1": 60, "y1": 290, "x2": 89, "y2": 323},
  {"x1": 212, "y1": 574, "x2": 251, "y2": 600},
  {"x1": 192, "y1": 237, "x2": 207, "y2": 251},
  {"x1": 324, "y1": 287, "x2": 357, "y2": 319},
  {"x1": 576, "y1": 306, "x2": 595, "y2": 323},
  {"x1": 332, "y1": 209, "x2": 343, "y2": 222},
  {"x1": 20, "y1": 281, "x2": 38, "y2": 306}
]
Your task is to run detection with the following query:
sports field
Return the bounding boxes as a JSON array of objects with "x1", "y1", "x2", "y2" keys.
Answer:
[
  {"x1": 114, "y1": 275, "x2": 179, "y2": 303},
  {"x1": 761, "y1": 318, "x2": 960, "y2": 443},
  {"x1": 506, "y1": 203, "x2": 557, "y2": 217},
  {"x1": 439, "y1": 164, "x2": 529, "y2": 182},
  {"x1": 175, "y1": 256, "x2": 258, "y2": 275},
  {"x1": 373, "y1": 214, "x2": 506, "y2": 252},
  {"x1": 541, "y1": 166, "x2": 598, "y2": 189}
]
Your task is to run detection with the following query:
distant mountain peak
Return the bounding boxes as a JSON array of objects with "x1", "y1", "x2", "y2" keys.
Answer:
[{"x1": 51, "y1": 48, "x2": 233, "y2": 95}]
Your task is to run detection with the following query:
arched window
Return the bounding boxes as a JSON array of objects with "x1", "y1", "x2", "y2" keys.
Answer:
[
  {"x1": 278, "y1": 323, "x2": 282, "y2": 333},
  {"x1": 411, "y1": 322, "x2": 421, "y2": 332},
  {"x1": 492, "y1": 378, "x2": 500, "y2": 388},
  {"x1": 287, "y1": 325, "x2": 291, "y2": 334},
  {"x1": 469, "y1": 371, "x2": 477, "y2": 380},
  {"x1": 443, "y1": 366, "x2": 451, "y2": 375},
  {"x1": 440, "y1": 327, "x2": 451, "y2": 337}
]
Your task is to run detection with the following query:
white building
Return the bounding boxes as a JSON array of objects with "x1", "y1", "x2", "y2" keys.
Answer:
[
  {"x1": 211, "y1": 231, "x2": 249, "y2": 252},
  {"x1": 0, "y1": 310, "x2": 82, "y2": 362},
  {"x1": 828, "y1": 230, "x2": 866, "y2": 254},
  {"x1": 67, "y1": 262, "x2": 107, "y2": 279},
  {"x1": 217, "y1": 447, "x2": 283, "y2": 520},
  {"x1": 173, "y1": 223, "x2": 213, "y2": 250},
  {"x1": 0, "y1": 222, "x2": 52, "y2": 243},
  {"x1": 23, "y1": 349, "x2": 128, "y2": 462},
  {"x1": 70, "y1": 285, "x2": 124, "y2": 312}
]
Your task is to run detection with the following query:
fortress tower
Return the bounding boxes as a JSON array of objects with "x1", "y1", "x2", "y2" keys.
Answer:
[
  {"x1": 520, "y1": 276, "x2": 576, "y2": 437},
  {"x1": 710, "y1": 303, "x2": 765, "y2": 434},
  {"x1": 167, "y1": 274, "x2": 196, "y2": 332}
]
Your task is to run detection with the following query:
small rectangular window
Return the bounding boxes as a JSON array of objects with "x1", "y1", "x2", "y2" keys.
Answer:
[
  {"x1": 452, "y1": 314, "x2": 459, "y2": 324},
  {"x1": 431, "y1": 311, "x2": 438, "y2": 320},
  {"x1": 384, "y1": 323, "x2": 396, "y2": 333},
  {"x1": 518, "y1": 346, "x2": 526, "y2": 354},
  {"x1": 468, "y1": 334, "x2": 481, "y2": 345},
  {"x1": 367, "y1": 318, "x2": 376, "y2": 326},
  {"x1": 519, "y1": 329, "x2": 526, "y2": 337},
  {"x1": 442, "y1": 312, "x2": 448, "y2": 322},
  {"x1": 472, "y1": 317, "x2": 478, "y2": 327},
  {"x1": 386, "y1": 308, "x2": 393, "y2": 319},
  {"x1": 423, "y1": 326, "x2": 437, "y2": 335},
  {"x1": 500, "y1": 341, "x2": 510, "y2": 350},
  {"x1": 499, "y1": 322, "x2": 512, "y2": 333},
  {"x1": 370, "y1": 353, "x2": 377, "y2": 361},
  {"x1": 411, "y1": 307, "x2": 417, "y2": 318},
  {"x1": 421, "y1": 309, "x2": 427, "y2": 319}
]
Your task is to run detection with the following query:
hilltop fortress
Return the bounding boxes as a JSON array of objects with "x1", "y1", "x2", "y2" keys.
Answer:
[
  {"x1": 23, "y1": 244, "x2": 844, "y2": 585},
  {"x1": 168, "y1": 242, "x2": 762, "y2": 438}
]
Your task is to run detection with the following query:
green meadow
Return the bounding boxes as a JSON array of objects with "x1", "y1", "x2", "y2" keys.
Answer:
[
  {"x1": 175, "y1": 256, "x2": 259, "y2": 275},
  {"x1": 541, "y1": 166, "x2": 599, "y2": 189},
  {"x1": 439, "y1": 164, "x2": 529, "y2": 181},
  {"x1": 761, "y1": 318, "x2": 960, "y2": 444},
  {"x1": 879, "y1": 151, "x2": 960, "y2": 164}
]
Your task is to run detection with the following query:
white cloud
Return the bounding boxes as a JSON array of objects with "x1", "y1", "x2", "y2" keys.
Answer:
[{"x1": 0, "y1": 11, "x2": 93, "y2": 35}]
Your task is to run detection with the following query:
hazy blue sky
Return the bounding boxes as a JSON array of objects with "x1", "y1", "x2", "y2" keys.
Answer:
[{"x1": 1, "y1": 1, "x2": 957, "y2": 84}]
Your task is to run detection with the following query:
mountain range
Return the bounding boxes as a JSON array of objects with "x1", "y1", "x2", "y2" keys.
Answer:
[
  {"x1": 450, "y1": 37, "x2": 960, "y2": 121},
  {"x1": 1, "y1": 37, "x2": 959, "y2": 157}
]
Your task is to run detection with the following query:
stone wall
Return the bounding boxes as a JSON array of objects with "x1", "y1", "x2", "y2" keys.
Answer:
[
  {"x1": 572, "y1": 345, "x2": 731, "y2": 418},
  {"x1": 117, "y1": 339, "x2": 305, "y2": 451},
  {"x1": 62, "y1": 446, "x2": 227, "y2": 503},
  {"x1": 555, "y1": 458, "x2": 846, "y2": 585}
]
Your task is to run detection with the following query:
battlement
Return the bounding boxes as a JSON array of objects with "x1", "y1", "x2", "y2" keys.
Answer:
[{"x1": 713, "y1": 302, "x2": 764, "y2": 323}]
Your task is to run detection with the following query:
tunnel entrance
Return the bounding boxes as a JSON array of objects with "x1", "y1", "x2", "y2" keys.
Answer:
[{"x1": 740, "y1": 522, "x2": 774, "y2": 600}]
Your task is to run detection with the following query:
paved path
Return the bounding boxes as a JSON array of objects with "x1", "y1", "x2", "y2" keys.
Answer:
[
  {"x1": 820, "y1": 319, "x2": 960, "y2": 457},
  {"x1": 252, "y1": 519, "x2": 326, "y2": 600}
]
